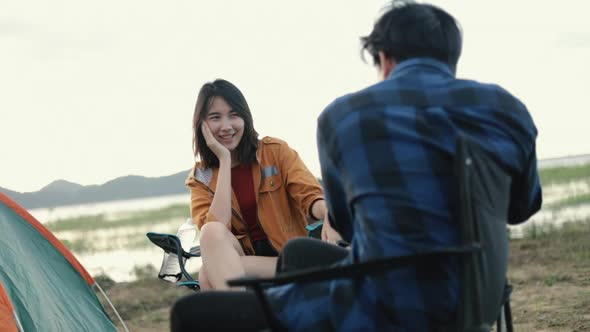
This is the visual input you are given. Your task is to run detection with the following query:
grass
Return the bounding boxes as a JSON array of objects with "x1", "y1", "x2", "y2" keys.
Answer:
[
  {"x1": 49, "y1": 204, "x2": 188, "y2": 253},
  {"x1": 58, "y1": 220, "x2": 183, "y2": 253},
  {"x1": 98, "y1": 277, "x2": 192, "y2": 332},
  {"x1": 521, "y1": 218, "x2": 590, "y2": 241},
  {"x1": 509, "y1": 218, "x2": 590, "y2": 331},
  {"x1": 545, "y1": 192, "x2": 590, "y2": 209},
  {"x1": 61, "y1": 237, "x2": 95, "y2": 253},
  {"x1": 543, "y1": 274, "x2": 574, "y2": 287},
  {"x1": 61, "y1": 230, "x2": 179, "y2": 254},
  {"x1": 45, "y1": 204, "x2": 190, "y2": 232},
  {"x1": 539, "y1": 163, "x2": 590, "y2": 186}
]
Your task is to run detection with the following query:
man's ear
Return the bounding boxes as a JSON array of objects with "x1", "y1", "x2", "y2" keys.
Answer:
[{"x1": 378, "y1": 51, "x2": 397, "y2": 80}]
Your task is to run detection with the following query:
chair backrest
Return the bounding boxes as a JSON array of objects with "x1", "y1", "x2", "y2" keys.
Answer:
[{"x1": 454, "y1": 135, "x2": 512, "y2": 332}]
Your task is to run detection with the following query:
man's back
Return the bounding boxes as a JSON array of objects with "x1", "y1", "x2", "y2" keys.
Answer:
[
  {"x1": 319, "y1": 58, "x2": 541, "y2": 249},
  {"x1": 275, "y1": 57, "x2": 543, "y2": 330}
]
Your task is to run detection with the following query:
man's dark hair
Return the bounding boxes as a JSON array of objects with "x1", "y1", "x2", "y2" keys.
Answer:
[
  {"x1": 361, "y1": 0, "x2": 462, "y2": 71},
  {"x1": 193, "y1": 79, "x2": 259, "y2": 168}
]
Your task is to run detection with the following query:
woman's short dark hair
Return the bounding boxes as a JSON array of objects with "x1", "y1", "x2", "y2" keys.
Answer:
[
  {"x1": 361, "y1": 0, "x2": 462, "y2": 71},
  {"x1": 193, "y1": 79, "x2": 259, "y2": 168}
]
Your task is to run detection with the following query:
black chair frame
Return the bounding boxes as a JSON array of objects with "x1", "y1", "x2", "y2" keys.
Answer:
[{"x1": 146, "y1": 232, "x2": 201, "y2": 290}]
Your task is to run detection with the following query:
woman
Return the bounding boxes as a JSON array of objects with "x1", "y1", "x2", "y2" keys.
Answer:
[{"x1": 186, "y1": 79, "x2": 328, "y2": 290}]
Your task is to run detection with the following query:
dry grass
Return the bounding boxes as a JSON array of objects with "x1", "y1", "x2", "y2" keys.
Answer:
[
  {"x1": 98, "y1": 276, "x2": 193, "y2": 332},
  {"x1": 509, "y1": 221, "x2": 590, "y2": 331}
]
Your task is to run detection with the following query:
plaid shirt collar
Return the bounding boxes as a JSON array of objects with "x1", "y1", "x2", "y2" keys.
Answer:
[{"x1": 389, "y1": 57, "x2": 456, "y2": 80}]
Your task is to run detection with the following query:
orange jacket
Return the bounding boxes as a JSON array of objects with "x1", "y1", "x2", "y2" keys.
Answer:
[{"x1": 185, "y1": 136, "x2": 324, "y2": 255}]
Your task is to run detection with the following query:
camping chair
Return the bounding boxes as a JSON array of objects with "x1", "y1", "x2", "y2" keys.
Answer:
[
  {"x1": 227, "y1": 135, "x2": 515, "y2": 332},
  {"x1": 147, "y1": 232, "x2": 202, "y2": 290},
  {"x1": 146, "y1": 220, "x2": 326, "y2": 291}
]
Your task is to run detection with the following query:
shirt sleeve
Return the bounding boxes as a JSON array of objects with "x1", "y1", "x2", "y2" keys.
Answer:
[
  {"x1": 278, "y1": 141, "x2": 325, "y2": 220},
  {"x1": 508, "y1": 145, "x2": 542, "y2": 224},
  {"x1": 187, "y1": 181, "x2": 218, "y2": 230},
  {"x1": 317, "y1": 108, "x2": 354, "y2": 242}
]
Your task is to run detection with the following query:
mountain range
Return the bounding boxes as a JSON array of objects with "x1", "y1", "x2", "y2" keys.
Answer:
[
  {"x1": 2, "y1": 153, "x2": 589, "y2": 210},
  {"x1": 0, "y1": 170, "x2": 191, "y2": 209}
]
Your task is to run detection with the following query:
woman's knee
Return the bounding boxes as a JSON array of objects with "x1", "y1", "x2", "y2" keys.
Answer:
[{"x1": 199, "y1": 221, "x2": 230, "y2": 246}]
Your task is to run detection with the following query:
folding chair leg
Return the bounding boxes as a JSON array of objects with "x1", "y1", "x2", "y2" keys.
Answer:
[
  {"x1": 495, "y1": 302, "x2": 514, "y2": 332},
  {"x1": 497, "y1": 305, "x2": 506, "y2": 332},
  {"x1": 504, "y1": 300, "x2": 513, "y2": 332}
]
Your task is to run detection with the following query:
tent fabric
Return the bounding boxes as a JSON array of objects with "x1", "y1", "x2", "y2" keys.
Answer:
[
  {"x1": 0, "y1": 192, "x2": 117, "y2": 332},
  {"x1": 0, "y1": 192, "x2": 93, "y2": 284},
  {"x1": 0, "y1": 282, "x2": 19, "y2": 332}
]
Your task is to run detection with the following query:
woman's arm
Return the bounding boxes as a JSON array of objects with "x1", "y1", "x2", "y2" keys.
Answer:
[
  {"x1": 208, "y1": 157, "x2": 232, "y2": 228},
  {"x1": 201, "y1": 123, "x2": 233, "y2": 228},
  {"x1": 310, "y1": 199, "x2": 327, "y2": 221},
  {"x1": 278, "y1": 141, "x2": 325, "y2": 220},
  {"x1": 188, "y1": 182, "x2": 213, "y2": 229}
]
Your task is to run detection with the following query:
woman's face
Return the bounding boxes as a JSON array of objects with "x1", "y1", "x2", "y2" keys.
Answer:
[{"x1": 204, "y1": 96, "x2": 245, "y2": 152}]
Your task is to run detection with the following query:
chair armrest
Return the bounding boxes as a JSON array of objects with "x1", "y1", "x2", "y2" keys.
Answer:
[
  {"x1": 146, "y1": 232, "x2": 201, "y2": 258},
  {"x1": 228, "y1": 244, "x2": 479, "y2": 288}
]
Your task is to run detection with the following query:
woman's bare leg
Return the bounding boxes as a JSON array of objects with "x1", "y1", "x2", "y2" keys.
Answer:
[
  {"x1": 241, "y1": 256, "x2": 278, "y2": 278},
  {"x1": 199, "y1": 221, "x2": 246, "y2": 290},
  {"x1": 199, "y1": 221, "x2": 279, "y2": 290},
  {"x1": 197, "y1": 265, "x2": 214, "y2": 291}
]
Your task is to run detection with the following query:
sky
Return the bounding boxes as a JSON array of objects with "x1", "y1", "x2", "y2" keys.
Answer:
[{"x1": 2, "y1": 1, "x2": 589, "y2": 193}]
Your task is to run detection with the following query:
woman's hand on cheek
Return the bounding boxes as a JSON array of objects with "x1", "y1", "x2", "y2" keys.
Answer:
[{"x1": 201, "y1": 122, "x2": 230, "y2": 160}]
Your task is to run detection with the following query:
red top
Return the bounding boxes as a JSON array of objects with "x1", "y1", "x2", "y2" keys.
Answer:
[{"x1": 231, "y1": 164, "x2": 266, "y2": 242}]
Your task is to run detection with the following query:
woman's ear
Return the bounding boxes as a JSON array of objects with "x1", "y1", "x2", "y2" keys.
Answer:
[{"x1": 378, "y1": 51, "x2": 397, "y2": 81}]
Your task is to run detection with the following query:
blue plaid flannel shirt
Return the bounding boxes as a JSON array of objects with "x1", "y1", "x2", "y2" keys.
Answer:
[{"x1": 267, "y1": 58, "x2": 542, "y2": 331}]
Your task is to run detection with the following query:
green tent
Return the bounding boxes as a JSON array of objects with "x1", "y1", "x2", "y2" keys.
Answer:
[{"x1": 0, "y1": 192, "x2": 126, "y2": 331}]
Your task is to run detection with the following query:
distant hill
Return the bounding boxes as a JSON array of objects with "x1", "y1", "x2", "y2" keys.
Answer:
[
  {"x1": 0, "y1": 170, "x2": 191, "y2": 209},
  {"x1": 40, "y1": 179, "x2": 84, "y2": 193},
  {"x1": 2, "y1": 154, "x2": 588, "y2": 210}
]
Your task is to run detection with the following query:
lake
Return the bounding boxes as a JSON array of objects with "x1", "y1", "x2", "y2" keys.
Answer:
[
  {"x1": 29, "y1": 193, "x2": 190, "y2": 223},
  {"x1": 29, "y1": 194, "x2": 202, "y2": 282}
]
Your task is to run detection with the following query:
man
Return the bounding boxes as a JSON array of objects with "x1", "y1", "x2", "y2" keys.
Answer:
[
  {"x1": 170, "y1": 1, "x2": 541, "y2": 331},
  {"x1": 266, "y1": 1, "x2": 542, "y2": 331}
]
